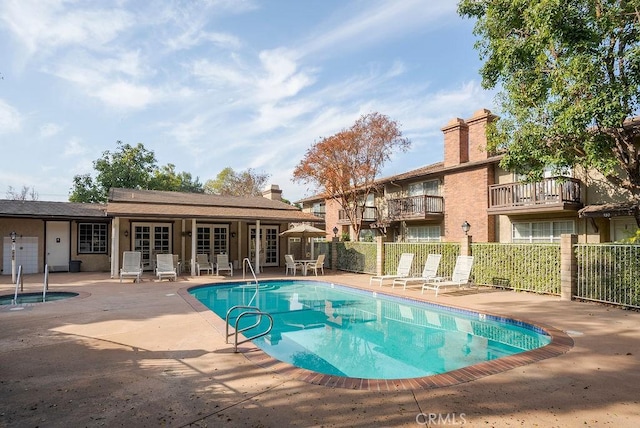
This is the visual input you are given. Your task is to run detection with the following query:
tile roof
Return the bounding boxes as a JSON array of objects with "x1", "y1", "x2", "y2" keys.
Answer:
[{"x1": 0, "y1": 200, "x2": 107, "y2": 218}]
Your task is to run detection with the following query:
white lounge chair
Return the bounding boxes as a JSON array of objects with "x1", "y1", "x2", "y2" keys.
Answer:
[
  {"x1": 304, "y1": 254, "x2": 325, "y2": 276},
  {"x1": 120, "y1": 251, "x2": 142, "y2": 283},
  {"x1": 392, "y1": 254, "x2": 442, "y2": 290},
  {"x1": 215, "y1": 253, "x2": 233, "y2": 276},
  {"x1": 196, "y1": 254, "x2": 213, "y2": 275},
  {"x1": 369, "y1": 253, "x2": 414, "y2": 287},
  {"x1": 285, "y1": 254, "x2": 304, "y2": 276},
  {"x1": 156, "y1": 253, "x2": 177, "y2": 281},
  {"x1": 422, "y1": 255, "x2": 474, "y2": 296}
]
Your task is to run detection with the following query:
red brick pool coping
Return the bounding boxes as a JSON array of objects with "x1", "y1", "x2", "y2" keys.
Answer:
[{"x1": 178, "y1": 285, "x2": 573, "y2": 391}]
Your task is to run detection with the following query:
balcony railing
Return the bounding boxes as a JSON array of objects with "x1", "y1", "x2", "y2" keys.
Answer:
[
  {"x1": 337, "y1": 206, "x2": 378, "y2": 224},
  {"x1": 488, "y1": 177, "x2": 582, "y2": 212},
  {"x1": 312, "y1": 210, "x2": 326, "y2": 219},
  {"x1": 387, "y1": 195, "x2": 444, "y2": 220}
]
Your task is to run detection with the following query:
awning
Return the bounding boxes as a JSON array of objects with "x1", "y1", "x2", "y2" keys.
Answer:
[{"x1": 578, "y1": 203, "x2": 638, "y2": 218}]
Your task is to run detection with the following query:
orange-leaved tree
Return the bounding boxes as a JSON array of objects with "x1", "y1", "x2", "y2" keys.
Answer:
[{"x1": 293, "y1": 112, "x2": 410, "y2": 240}]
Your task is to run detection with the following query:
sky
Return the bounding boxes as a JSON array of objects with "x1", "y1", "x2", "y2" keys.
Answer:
[{"x1": 0, "y1": 0, "x2": 496, "y2": 203}]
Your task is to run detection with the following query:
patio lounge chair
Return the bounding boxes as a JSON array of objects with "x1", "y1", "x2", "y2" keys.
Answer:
[
  {"x1": 120, "y1": 251, "x2": 142, "y2": 283},
  {"x1": 215, "y1": 253, "x2": 233, "y2": 276},
  {"x1": 155, "y1": 253, "x2": 177, "y2": 281},
  {"x1": 196, "y1": 254, "x2": 213, "y2": 275},
  {"x1": 285, "y1": 254, "x2": 304, "y2": 276},
  {"x1": 422, "y1": 255, "x2": 474, "y2": 296},
  {"x1": 369, "y1": 253, "x2": 414, "y2": 287},
  {"x1": 392, "y1": 254, "x2": 442, "y2": 290},
  {"x1": 304, "y1": 254, "x2": 325, "y2": 276}
]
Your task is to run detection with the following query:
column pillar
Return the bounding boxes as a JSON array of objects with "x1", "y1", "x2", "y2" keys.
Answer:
[{"x1": 561, "y1": 234, "x2": 578, "y2": 301}]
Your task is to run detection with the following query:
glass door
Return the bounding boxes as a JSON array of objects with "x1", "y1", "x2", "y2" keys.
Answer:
[
  {"x1": 133, "y1": 223, "x2": 172, "y2": 270},
  {"x1": 249, "y1": 226, "x2": 279, "y2": 268}
]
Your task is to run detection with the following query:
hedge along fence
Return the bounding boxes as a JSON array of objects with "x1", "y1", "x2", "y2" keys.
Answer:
[
  {"x1": 383, "y1": 242, "x2": 460, "y2": 277},
  {"x1": 470, "y1": 243, "x2": 561, "y2": 295},
  {"x1": 335, "y1": 242, "x2": 377, "y2": 273},
  {"x1": 575, "y1": 244, "x2": 640, "y2": 309}
]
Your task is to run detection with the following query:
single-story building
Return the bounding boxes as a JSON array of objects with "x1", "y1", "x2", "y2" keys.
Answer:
[{"x1": 0, "y1": 185, "x2": 322, "y2": 277}]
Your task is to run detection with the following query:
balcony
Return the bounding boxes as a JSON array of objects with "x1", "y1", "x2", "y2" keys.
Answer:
[
  {"x1": 386, "y1": 195, "x2": 444, "y2": 220},
  {"x1": 488, "y1": 177, "x2": 583, "y2": 214},
  {"x1": 337, "y1": 206, "x2": 378, "y2": 225}
]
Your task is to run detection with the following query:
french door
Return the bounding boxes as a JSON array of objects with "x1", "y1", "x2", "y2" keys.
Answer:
[
  {"x1": 249, "y1": 226, "x2": 279, "y2": 268},
  {"x1": 133, "y1": 223, "x2": 172, "y2": 270}
]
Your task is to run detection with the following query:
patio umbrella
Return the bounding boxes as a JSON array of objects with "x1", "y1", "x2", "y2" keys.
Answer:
[
  {"x1": 280, "y1": 224, "x2": 327, "y2": 259},
  {"x1": 279, "y1": 224, "x2": 327, "y2": 238}
]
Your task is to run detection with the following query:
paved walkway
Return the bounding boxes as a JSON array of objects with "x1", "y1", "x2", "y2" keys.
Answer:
[{"x1": 1, "y1": 270, "x2": 638, "y2": 427}]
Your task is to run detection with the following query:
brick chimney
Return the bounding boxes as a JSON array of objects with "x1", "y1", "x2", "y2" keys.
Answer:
[
  {"x1": 262, "y1": 184, "x2": 283, "y2": 201},
  {"x1": 466, "y1": 108, "x2": 496, "y2": 163},
  {"x1": 442, "y1": 117, "x2": 469, "y2": 167}
]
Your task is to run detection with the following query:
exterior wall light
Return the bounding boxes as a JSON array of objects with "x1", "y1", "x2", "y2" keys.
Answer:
[{"x1": 461, "y1": 221, "x2": 471, "y2": 235}]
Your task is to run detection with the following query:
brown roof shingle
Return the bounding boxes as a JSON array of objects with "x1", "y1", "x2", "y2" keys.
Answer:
[{"x1": 0, "y1": 200, "x2": 107, "y2": 219}]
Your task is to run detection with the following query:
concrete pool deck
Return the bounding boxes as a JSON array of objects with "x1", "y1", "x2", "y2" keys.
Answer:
[{"x1": 1, "y1": 270, "x2": 639, "y2": 427}]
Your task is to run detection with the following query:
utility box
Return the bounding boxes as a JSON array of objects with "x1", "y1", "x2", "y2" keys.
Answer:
[{"x1": 69, "y1": 260, "x2": 82, "y2": 272}]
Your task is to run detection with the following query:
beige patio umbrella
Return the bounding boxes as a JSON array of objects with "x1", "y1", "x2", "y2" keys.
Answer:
[{"x1": 280, "y1": 224, "x2": 327, "y2": 259}]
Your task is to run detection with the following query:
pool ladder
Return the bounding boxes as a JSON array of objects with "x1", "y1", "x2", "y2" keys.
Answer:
[{"x1": 225, "y1": 305, "x2": 273, "y2": 353}]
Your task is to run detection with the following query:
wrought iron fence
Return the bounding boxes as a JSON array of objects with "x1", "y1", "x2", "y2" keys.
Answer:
[
  {"x1": 384, "y1": 243, "x2": 460, "y2": 277},
  {"x1": 575, "y1": 244, "x2": 640, "y2": 309},
  {"x1": 470, "y1": 243, "x2": 561, "y2": 294}
]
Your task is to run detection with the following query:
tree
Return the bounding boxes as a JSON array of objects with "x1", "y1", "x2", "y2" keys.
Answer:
[
  {"x1": 203, "y1": 167, "x2": 270, "y2": 196},
  {"x1": 6, "y1": 185, "x2": 38, "y2": 201},
  {"x1": 69, "y1": 141, "x2": 203, "y2": 202},
  {"x1": 293, "y1": 112, "x2": 410, "y2": 240},
  {"x1": 459, "y1": 0, "x2": 640, "y2": 224}
]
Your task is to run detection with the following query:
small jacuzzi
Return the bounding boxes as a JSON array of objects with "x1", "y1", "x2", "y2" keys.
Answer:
[{"x1": 0, "y1": 292, "x2": 79, "y2": 306}]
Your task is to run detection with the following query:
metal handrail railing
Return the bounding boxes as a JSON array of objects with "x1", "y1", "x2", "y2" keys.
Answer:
[
  {"x1": 13, "y1": 265, "x2": 23, "y2": 305},
  {"x1": 225, "y1": 305, "x2": 274, "y2": 352}
]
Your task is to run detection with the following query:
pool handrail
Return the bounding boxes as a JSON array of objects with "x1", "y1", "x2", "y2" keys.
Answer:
[
  {"x1": 13, "y1": 265, "x2": 23, "y2": 305},
  {"x1": 43, "y1": 264, "x2": 49, "y2": 302},
  {"x1": 225, "y1": 305, "x2": 273, "y2": 352}
]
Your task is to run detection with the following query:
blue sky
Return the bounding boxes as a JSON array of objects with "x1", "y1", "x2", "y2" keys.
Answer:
[{"x1": 0, "y1": 0, "x2": 496, "y2": 202}]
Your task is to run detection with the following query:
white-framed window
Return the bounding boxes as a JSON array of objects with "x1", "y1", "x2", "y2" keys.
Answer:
[
  {"x1": 197, "y1": 225, "x2": 229, "y2": 256},
  {"x1": 406, "y1": 225, "x2": 441, "y2": 242},
  {"x1": 514, "y1": 166, "x2": 573, "y2": 181},
  {"x1": 512, "y1": 220, "x2": 575, "y2": 243},
  {"x1": 78, "y1": 223, "x2": 108, "y2": 253},
  {"x1": 408, "y1": 180, "x2": 440, "y2": 197}
]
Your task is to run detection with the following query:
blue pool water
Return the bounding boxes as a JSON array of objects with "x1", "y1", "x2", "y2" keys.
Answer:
[{"x1": 190, "y1": 280, "x2": 551, "y2": 380}]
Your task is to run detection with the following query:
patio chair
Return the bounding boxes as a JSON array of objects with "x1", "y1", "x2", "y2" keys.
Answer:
[
  {"x1": 196, "y1": 254, "x2": 213, "y2": 276},
  {"x1": 304, "y1": 253, "x2": 325, "y2": 276},
  {"x1": 155, "y1": 253, "x2": 177, "y2": 281},
  {"x1": 369, "y1": 253, "x2": 414, "y2": 287},
  {"x1": 215, "y1": 253, "x2": 233, "y2": 276},
  {"x1": 120, "y1": 251, "x2": 142, "y2": 283},
  {"x1": 392, "y1": 254, "x2": 442, "y2": 290},
  {"x1": 422, "y1": 255, "x2": 474, "y2": 296},
  {"x1": 285, "y1": 254, "x2": 304, "y2": 276}
]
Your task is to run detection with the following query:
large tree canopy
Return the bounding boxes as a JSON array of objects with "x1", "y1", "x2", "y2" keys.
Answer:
[
  {"x1": 69, "y1": 141, "x2": 203, "y2": 202},
  {"x1": 293, "y1": 112, "x2": 410, "y2": 240},
  {"x1": 459, "y1": 0, "x2": 640, "y2": 205},
  {"x1": 203, "y1": 167, "x2": 271, "y2": 197}
]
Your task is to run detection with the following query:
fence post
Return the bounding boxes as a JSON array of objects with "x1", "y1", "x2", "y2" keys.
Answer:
[
  {"x1": 331, "y1": 237, "x2": 339, "y2": 271},
  {"x1": 461, "y1": 234, "x2": 472, "y2": 256},
  {"x1": 376, "y1": 236, "x2": 384, "y2": 276},
  {"x1": 560, "y1": 234, "x2": 577, "y2": 301}
]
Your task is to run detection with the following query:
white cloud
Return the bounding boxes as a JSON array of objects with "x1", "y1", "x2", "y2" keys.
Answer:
[
  {"x1": 0, "y1": 99, "x2": 23, "y2": 133},
  {"x1": 93, "y1": 81, "x2": 156, "y2": 109},
  {"x1": 39, "y1": 122, "x2": 63, "y2": 138},
  {"x1": 63, "y1": 137, "x2": 86, "y2": 157},
  {"x1": 0, "y1": 0, "x2": 133, "y2": 59}
]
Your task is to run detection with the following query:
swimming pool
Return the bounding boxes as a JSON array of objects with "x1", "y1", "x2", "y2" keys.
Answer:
[{"x1": 190, "y1": 280, "x2": 551, "y2": 380}]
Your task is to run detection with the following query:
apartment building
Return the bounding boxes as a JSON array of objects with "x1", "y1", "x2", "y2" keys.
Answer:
[{"x1": 298, "y1": 109, "x2": 639, "y2": 243}]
